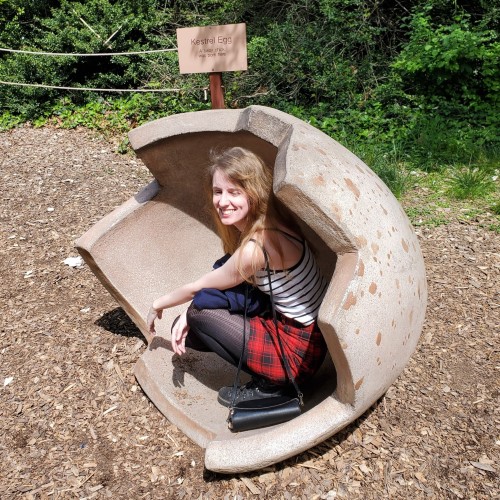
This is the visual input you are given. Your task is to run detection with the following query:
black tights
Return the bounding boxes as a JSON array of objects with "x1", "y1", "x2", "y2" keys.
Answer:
[{"x1": 180, "y1": 304, "x2": 251, "y2": 373}]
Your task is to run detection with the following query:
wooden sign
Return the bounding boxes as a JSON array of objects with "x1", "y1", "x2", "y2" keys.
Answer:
[{"x1": 176, "y1": 23, "x2": 247, "y2": 74}]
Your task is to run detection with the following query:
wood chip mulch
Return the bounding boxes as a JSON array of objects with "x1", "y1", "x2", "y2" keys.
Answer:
[{"x1": 1, "y1": 126, "x2": 498, "y2": 499}]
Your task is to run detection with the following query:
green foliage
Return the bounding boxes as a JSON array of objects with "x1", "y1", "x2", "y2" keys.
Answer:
[
  {"x1": 28, "y1": 93, "x2": 209, "y2": 133},
  {"x1": 401, "y1": 113, "x2": 499, "y2": 171},
  {"x1": 0, "y1": 111, "x2": 23, "y2": 129},
  {"x1": 237, "y1": 0, "x2": 405, "y2": 107},
  {"x1": 392, "y1": 7, "x2": 499, "y2": 107},
  {"x1": 447, "y1": 166, "x2": 496, "y2": 199},
  {"x1": 0, "y1": 0, "x2": 177, "y2": 117},
  {"x1": 0, "y1": 1, "x2": 61, "y2": 48}
]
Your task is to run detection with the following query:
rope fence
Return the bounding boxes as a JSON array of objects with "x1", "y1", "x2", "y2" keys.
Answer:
[
  {"x1": 0, "y1": 46, "x2": 181, "y2": 93},
  {"x1": 0, "y1": 81, "x2": 182, "y2": 93},
  {"x1": 0, "y1": 47, "x2": 178, "y2": 57}
]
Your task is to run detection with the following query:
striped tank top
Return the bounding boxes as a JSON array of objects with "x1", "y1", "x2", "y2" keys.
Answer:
[{"x1": 252, "y1": 232, "x2": 328, "y2": 326}]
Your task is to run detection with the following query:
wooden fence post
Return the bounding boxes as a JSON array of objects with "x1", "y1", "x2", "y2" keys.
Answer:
[{"x1": 209, "y1": 72, "x2": 225, "y2": 109}]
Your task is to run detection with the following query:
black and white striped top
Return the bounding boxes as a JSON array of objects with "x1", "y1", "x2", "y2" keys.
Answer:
[{"x1": 253, "y1": 234, "x2": 328, "y2": 326}]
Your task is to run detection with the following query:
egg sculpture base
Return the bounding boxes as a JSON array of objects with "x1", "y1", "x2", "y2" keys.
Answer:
[{"x1": 75, "y1": 105, "x2": 427, "y2": 473}]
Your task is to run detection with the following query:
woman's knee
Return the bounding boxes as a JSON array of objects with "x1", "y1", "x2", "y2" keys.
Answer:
[{"x1": 186, "y1": 303, "x2": 206, "y2": 328}]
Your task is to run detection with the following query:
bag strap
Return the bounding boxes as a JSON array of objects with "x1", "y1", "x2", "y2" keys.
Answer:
[{"x1": 265, "y1": 263, "x2": 304, "y2": 406}]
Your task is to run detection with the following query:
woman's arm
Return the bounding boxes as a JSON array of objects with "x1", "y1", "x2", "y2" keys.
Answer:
[
  {"x1": 151, "y1": 251, "x2": 244, "y2": 311},
  {"x1": 147, "y1": 241, "x2": 265, "y2": 335}
]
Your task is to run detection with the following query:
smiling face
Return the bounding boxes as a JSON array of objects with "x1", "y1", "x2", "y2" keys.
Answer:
[{"x1": 212, "y1": 169, "x2": 250, "y2": 232}]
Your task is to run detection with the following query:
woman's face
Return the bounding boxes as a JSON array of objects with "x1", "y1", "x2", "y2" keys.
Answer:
[{"x1": 212, "y1": 169, "x2": 250, "y2": 232}]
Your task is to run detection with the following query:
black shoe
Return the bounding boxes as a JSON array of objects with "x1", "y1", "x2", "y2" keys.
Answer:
[{"x1": 217, "y1": 378, "x2": 290, "y2": 407}]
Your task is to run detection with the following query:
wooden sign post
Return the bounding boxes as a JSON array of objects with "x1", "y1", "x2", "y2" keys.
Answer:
[
  {"x1": 176, "y1": 23, "x2": 247, "y2": 109},
  {"x1": 209, "y1": 72, "x2": 225, "y2": 109}
]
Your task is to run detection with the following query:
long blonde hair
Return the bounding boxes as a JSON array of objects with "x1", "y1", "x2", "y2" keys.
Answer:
[{"x1": 207, "y1": 147, "x2": 289, "y2": 278}]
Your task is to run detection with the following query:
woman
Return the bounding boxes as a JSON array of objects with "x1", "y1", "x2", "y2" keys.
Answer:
[{"x1": 146, "y1": 147, "x2": 328, "y2": 407}]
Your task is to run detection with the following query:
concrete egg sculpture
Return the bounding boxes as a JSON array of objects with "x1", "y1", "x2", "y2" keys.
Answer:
[{"x1": 76, "y1": 105, "x2": 427, "y2": 473}]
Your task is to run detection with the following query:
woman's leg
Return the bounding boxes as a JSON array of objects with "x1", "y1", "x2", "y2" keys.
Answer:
[
  {"x1": 185, "y1": 304, "x2": 249, "y2": 369},
  {"x1": 183, "y1": 304, "x2": 291, "y2": 407}
]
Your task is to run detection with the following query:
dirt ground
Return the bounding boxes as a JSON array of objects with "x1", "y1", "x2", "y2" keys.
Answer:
[{"x1": 0, "y1": 126, "x2": 498, "y2": 499}]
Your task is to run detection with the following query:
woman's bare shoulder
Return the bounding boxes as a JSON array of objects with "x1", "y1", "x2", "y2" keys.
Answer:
[
  {"x1": 256, "y1": 226, "x2": 303, "y2": 269},
  {"x1": 238, "y1": 238, "x2": 267, "y2": 269}
]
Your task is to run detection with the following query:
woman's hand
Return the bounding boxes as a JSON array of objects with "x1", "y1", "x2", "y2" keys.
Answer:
[
  {"x1": 171, "y1": 309, "x2": 189, "y2": 356},
  {"x1": 147, "y1": 306, "x2": 163, "y2": 336}
]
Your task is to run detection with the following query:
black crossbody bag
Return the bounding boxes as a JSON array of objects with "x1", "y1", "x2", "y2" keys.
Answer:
[{"x1": 227, "y1": 265, "x2": 304, "y2": 432}]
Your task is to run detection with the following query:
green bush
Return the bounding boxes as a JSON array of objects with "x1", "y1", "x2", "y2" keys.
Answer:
[
  {"x1": 392, "y1": 7, "x2": 499, "y2": 107},
  {"x1": 0, "y1": 0, "x2": 177, "y2": 117}
]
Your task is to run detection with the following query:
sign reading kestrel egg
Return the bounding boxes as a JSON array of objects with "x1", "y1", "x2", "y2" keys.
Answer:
[{"x1": 76, "y1": 106, "x2": 427, "y2": 473}]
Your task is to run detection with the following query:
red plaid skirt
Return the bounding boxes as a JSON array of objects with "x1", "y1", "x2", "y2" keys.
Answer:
[{"x1": 247, "y1": 313, "x2": 327, "y2": 385}]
